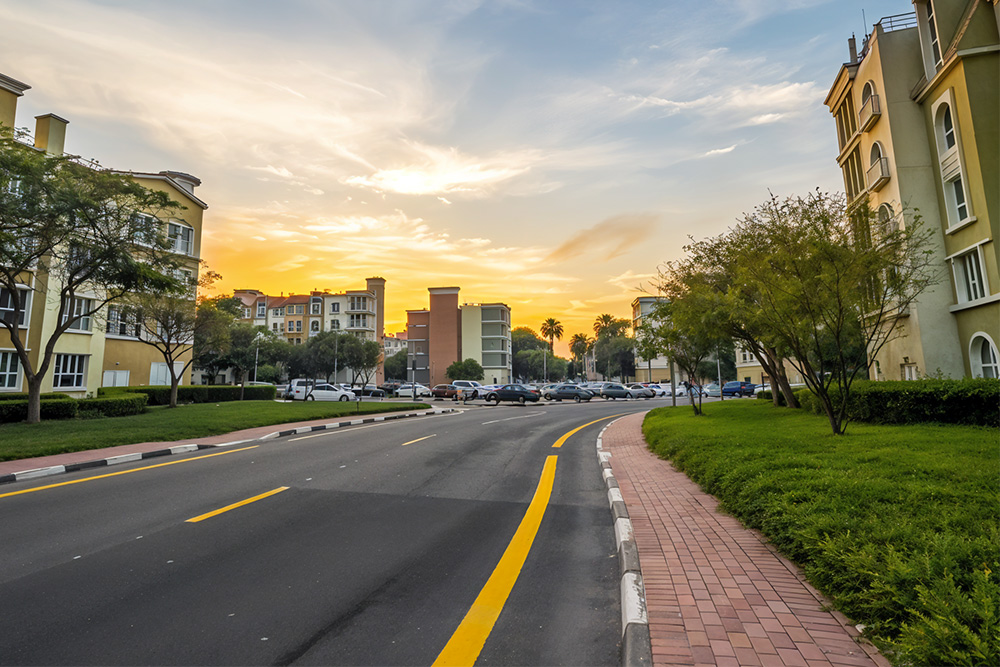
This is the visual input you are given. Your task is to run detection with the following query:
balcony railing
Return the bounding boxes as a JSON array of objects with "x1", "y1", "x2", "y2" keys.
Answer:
[
  {"x1": 867, "y1": 157, "x2": 890, "y2": 192},
  {"x1": 859, "y1": 94, "x2": 881, "y2": 131}
]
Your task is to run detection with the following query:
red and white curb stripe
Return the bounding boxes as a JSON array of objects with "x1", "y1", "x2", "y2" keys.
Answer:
[{"x1": 596, "y1": 419, "x2": 652, "y2": 666}]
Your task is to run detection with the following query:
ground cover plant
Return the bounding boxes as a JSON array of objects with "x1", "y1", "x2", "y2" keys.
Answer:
[
  {"x1": 0, "y1": 400, "x2": 427, "y2": 462},
  {"x1": 642, "y1": 401, "x2": 999, "y2": 666}
]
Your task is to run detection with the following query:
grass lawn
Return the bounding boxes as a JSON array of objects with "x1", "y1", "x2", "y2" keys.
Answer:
[
  {"x1": 0, "y1": 400, "x2": 429, "y2": 462},
  {"x1": 642, "y1": 400, "x2": 999, "y2": 666}
]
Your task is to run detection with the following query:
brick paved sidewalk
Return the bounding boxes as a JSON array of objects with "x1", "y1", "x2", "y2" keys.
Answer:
[{"x1": 603, "y1": 412, "x2": 888, "y2": 667}]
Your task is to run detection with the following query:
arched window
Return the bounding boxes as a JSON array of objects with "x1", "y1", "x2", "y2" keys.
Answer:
[
  {"x1": 861, "y1": 81, "x2": 874, "y2": 104},
  {"x1": 877, "y1": 203, "x2": 897, "y2": 237},
  {"x1": 970, "y1": 334, "x2": 999, "y2": 379},
  {"x1": 932, "y1": 95, "x2": 971, "y2": 227},
  {"x1": 870, "y1": 142, "x2": 883, "y2": 166},
  {"x1": 941, "y1": 105, "x2": 955, "y2": 149},
  {"x1": 310, "y1": 320, "x2": 319, "y2": 332}
]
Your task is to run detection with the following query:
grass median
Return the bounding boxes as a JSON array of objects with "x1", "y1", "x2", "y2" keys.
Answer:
[
  {"x1": 642, "y1": 400, "x2": 998, "y2": 666},
  {"x1": 0, "y1": 400, "x2": 429, "y2": 462}
]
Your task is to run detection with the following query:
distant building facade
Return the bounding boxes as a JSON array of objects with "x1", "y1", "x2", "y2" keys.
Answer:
[{"x1": 631, "y1": 296, "x2": 673, "y2": 383}]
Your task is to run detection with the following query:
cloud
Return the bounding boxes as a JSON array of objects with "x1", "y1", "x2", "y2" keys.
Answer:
[
  {"x1": 703, "y1": 144, "x2": 738, "y2": 157},
  {"x1": 546, "y1": 214, "x2": 658, "y2": 264}
]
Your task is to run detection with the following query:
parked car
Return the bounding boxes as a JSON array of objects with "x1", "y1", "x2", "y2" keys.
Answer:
[
  {"x1": 291, "y1": 382, "x2": 355, "y2": 401},
  {"x1": 275, "y1": 384, "x2": 289, "y2": 399},
  {"x1": 642, "y1": 383, "x2": 669, "y2": 397},
  {"x1": 486, "y1": 384, "x2": 541, "y2": 405},
  {"x1": 543, "y1": 383, "x2": 593, "y2": 402},
  {"x1": 452, "y1": 380, "x2": 489, "y2": 399},
  {"x1": 599, "y1": 383, "x2": 632, "y2": 400},
  {"x1": 703, "y1": 383, "x2": 721, "y2": 397},
  {"x1": 722, "y1": 381, "x2": 757, "y2": 397},
  {"x1": 354, "y1": 385, "x2": 386, "y2": 398},
  {"x1": 628, "y1": 383, "x2": 655, "y2": 399},
  {"x1": 395, "y1": 383, "x2": 432, "y2": 398},
  {"x1": 380, "y1": 381, "x2": 402, "y2": 394},
  {"x1": 431, "y1": 384, "x2": 459, "y2": 399}
]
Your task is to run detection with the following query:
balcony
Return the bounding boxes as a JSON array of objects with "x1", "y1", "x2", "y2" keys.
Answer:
[
  {"x1": 867, "y1": 157, "x2": 890, "y2": 192},
  {"x1": 859, "y1": 94, "x2": 881, "y2": 131}
]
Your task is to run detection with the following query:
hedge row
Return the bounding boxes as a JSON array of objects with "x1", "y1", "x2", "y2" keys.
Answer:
[
  {"x1": 790, "y1": 379, "x2": 999, "y2": 428},
  {"x1": 0, "y1": 398, "x2": 79, "y2": 423},
  {"x1": 98, "y1": 384, "x2": 276, "y2": 405},
  {"x1": 0, "y1": 392, "x2": 71, "y2": 402},
  {"x1": 77, "y1": 393, "x2": 148, "y2": 418}
]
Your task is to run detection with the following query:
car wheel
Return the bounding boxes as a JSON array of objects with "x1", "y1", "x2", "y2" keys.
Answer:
[
  {"x1": 491, "y1": 395, "x2": 500, "y2": 405},
  {"x1": 574, "y1": 395, "x2": 581, "y2": 403},
  {"x1": 307, "y1": 395, "x2": 315, "y2": 401},
  {"x1": 339, "y1": 395, "x2": 349, "y2": 402}
]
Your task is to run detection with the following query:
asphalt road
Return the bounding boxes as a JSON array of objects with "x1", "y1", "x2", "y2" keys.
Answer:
[{"x1": 0, "y1": 397, "x2": 674, "y2": 666}]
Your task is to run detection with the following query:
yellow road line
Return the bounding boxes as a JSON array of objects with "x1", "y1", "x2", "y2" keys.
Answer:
[
  {"x1": 551, "y1": 414, "x2": 626, "y2": 448},
  {"x1": 0, "y1": 446, "x2": 260, "y2": 500},
  {"x1": 433, "y1": 455, "x2": 558, "y2": 667},
  {"x1": 401, "y1": 434, "x2": 436, "y2": 447},
  {"x1": 185, "y1": 486, "x2": 289, "y2": 523}
]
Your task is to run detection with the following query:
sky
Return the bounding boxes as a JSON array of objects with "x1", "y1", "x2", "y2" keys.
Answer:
[{"x1": 2, "y1": 0, "x2": 910, "y2": 356}]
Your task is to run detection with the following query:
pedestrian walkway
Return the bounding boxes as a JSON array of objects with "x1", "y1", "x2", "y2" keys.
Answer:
[{"x1": 602, "y1": 412, "x2": 888, "y2": 667}]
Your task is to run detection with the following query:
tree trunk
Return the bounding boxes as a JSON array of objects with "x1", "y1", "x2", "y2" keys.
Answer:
[
  {"x1": 169, "y1": 376, "x2": 180, "y2": 408},
  {"x1": 766, "y1": 347, "x2": 799, "y2": 409},
  {"x1": 26, "y1": 376, "x2": 43, "y2": 424}
]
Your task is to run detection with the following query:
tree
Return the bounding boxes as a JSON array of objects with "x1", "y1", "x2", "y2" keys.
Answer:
[
  {"x1": 733, "y1": 191, "x2": 936, "y2": 433},
  {"x1": 383, "y1": 348, "x2": 408, "y2": 381},
  {"x1": 302, "y1": 331, "x2": 345, "y2": 382},
  {"x1": 569, "y1": 333, "x2": 590, "y2": 364},
  {"x1": 340, "y1": 335, "x2": 382, "y2": 387},
  {"x1": 512, "y1": 326, "x2": 547, "y2": 354},
  {"x1": 446, "y1": 358, "x2": 484, "y2": 382},
  {"x1": 192, "y1": 299, "x2": 236, "y2": 384},
  {"x1": 219, "y1": 322, "x2": 267, "y2": 399},
  {"x1": 593, "y1": 335, "x2": 637, "y2": 382},
  {"x1": 593, "y1": 314, "x2": 630, "y2": 339},
  {"x1": 1, "y1": 128, "x2": 183, "y2": 422},
  {"x1": 539, "y1": 318, "x2": 564, "y2": 353}
]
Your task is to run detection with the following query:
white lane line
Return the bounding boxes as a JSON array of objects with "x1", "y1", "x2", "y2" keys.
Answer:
[
  {"x1": 287, "y1": 411, "x2": 460, "y2": 442},
  {"x1": 481, "y1": 412, "x2": 546, "y2": 425},
  {"x1": 401, "y1": 434, "x2": 437, "y2": 447}
]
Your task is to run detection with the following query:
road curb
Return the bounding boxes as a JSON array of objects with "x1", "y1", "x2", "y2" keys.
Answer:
[
  {"x1": 596, "y1": 418, "x2": 652, "y2": 667},
  {"x1": 0, "y1": 408, "x2": 457, "y2": 486}
]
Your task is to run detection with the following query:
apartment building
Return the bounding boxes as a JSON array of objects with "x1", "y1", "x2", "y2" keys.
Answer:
[
  {"x1": 1, "y1": 72, "x2": 206, "y2": 396},
  {"x1": 383, "y1": 331, "x2": 407, "y2": 358},
  {"x1": 824, "y1": 2, "x2": 998, "y2": 380},
  {"x1": 405, "y1": 287, "x2": 512, "y2": 387},
  {"x1": 233, "y1": 277, "x2": 387, "y2": 382},
  {"x1": 631, "y1": 296, "x2": 674, "y2": 383}
]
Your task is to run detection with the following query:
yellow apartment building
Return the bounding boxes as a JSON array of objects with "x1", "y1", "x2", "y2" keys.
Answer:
[
  {"x1": 1, "y1": 72, "x2": 206, "y2": 396},
  {"x1": 823, "y1": 2, "x2": 998, "y2": 380}
]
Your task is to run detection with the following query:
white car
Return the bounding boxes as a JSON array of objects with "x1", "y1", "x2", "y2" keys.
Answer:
[
  {"x1": 452, "y1": 380, "x2": 489, "y2": 399},
  {"x1": 643, "y1": 383, "x2": 669, "y2": 397},
  {"x1": 291, "y1": 382, "x2": 356, "y2": 402},
  {"x1": 396, "y1": 383, "x2": 432, "y2": 398}
]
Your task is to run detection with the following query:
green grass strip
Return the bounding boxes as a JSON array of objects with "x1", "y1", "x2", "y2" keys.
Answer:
[
  {"x1": 0, "y1": 400, "x2": 429, "y2": 462},
  {"x1": 642, "y1": 401, "x2": 999, "y2": 666}
]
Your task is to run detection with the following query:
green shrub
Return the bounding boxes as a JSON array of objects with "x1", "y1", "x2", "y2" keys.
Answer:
[
  {"x1": 755, "y1": 389, "x2": 788, "y2": 406},
  {"x1": 97, "y1": 384, "x2": 275, "y2": 405},
  {"x1": 0, "y1": 398, "x2": 79, "y2": 423},
  {"x1": 76, "y1": 393, "x2": 148, "y2": 418},
  {"x1": 0, "y1": 392, "x2": 71, "y2": 402}
]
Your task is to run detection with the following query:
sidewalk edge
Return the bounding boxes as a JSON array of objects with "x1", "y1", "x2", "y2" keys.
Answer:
[
  {"x1": 597, "y1": 417, "x2": 652, "y2": 667},
  {"x1": 0, "y1": 408, "x2": 456, "y2": 486}
]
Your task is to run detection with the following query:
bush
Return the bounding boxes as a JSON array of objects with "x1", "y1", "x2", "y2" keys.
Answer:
[
  {"x1": 0, "y1": 398, "x2": 79, "y2": 423},
  {"x1": 76, "y1": 393, "x2": 148, "y2": 418},
  {"x1": 755, "y1": 389, "x2": 788, "y2": 406},
  {"x1": 0, "y1": 392, "x2": 71, "y2": 402},
  {"x1": 786, "y1": 380, "x2": 998, "y2": 428},
  {"x1": 98, "y1": 384, "x2": 275, "y2": 405}
]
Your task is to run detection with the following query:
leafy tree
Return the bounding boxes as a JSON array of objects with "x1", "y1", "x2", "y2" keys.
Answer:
[
  {"x1": 539, "y1": 318, "x2": 564, "y2": 352},
  {"x1": 1, "y1": 128, "x2": 182, "y2": 422},
  {"x1": 512, "y1": 326, "x2": 547, "y2": 354},
  {"x1": 730, "y1": 191, "x2": 937, "y2": 434},
  {"x1": 446, "y1": 358, "x2": 484, "y2": 382},
  {"x1": 593, "y1": 335, "x2": 636, "y2": 382},
  {"x1": 254, "y1": 363, "x2": 281, "y2": 384},
  {"x1": 383, "y1": 348, "x2": 408, "y2": 381},
  {"x1": 192, "y1": 299, "x2": 236, "y2": 384},
  {"x1": 303, "y1": 331, "x2": 345, "y2": 382},
  {"x1": 593, "y1": 314, "x2": 630, "y2": 339},
  {"x1": 514, "y1": 349, "x2": 565, "y2": 382},
  {"x1": 569, "y1": 332, "x2": 590, "y2": 364},
  {"x1": 219, "y1": 322, "x2": 269, "y2": 399},
  {"x1": 340, "y1": 335, "x2": 382, "y2": 387}
]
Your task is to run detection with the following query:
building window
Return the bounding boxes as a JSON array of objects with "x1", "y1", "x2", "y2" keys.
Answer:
[
  {"x1": 53, "y1": 354, "x2": 87, "y2": 388},
  {"x1": 952, "y1": 248, "x2": 987, "y2": 303},
  {"x1": 293, "y1": 320, "x2": 302, "y2": 332},
  {"x1": 349, "y1": 314, "x2": 368, "y2": 329},
  {"x1": 311, "y1": 302, "x2": 321, "y2": 315},
  {"x1": 842, "y1": 147, "x2": 866, "y2": 202},
  {"x1": 256, "y1": 304, "x2": 266, "y2": 317},
  {"x1": 273, "y1": 308, "x2": 284, "y2": 317},
  {"x1": 901, "y1": 363, "x2": 919, "y2": 381},
  {"x1": 0, "y1": 351, "x2": 21, "y2": 390},
  {"x1": 942, "y1": 105, "x2": 956, "y2": 149},
  {"x1": 927, "y1": 0, "x2": 942, "y2": 67},
  {"x1": 242, "y1": 307, "x2": 251, "y2": 319},
  {"x1": 310, "y1": 320, "x2": 320, "y2": 332},
  {"x1": 349, "y1": 296, "x2": 368, "y2": 311},
  {"x1": 0, "y1": 287, "x2": 31, "y2": 327},
  {"x1": 62, "y1": 297, "x2": 93, "y2": 332},
  {"x1": 272, "y1": 322, "x2": 279, "y2": 332},
  {"x1": 130, "y1": 213, "x2": 160, "y2": 247},
  {"x1": 970, "y1": 334, "x2": 999, "y2": 379},
  {"x1": 330, "y1": 302, "x2": 340, "y2": 313},
  {"x1": 107, "y1": 306, "x2": 141, "y2": 338},
  {"x1": 296, "y1": 305, "x2": 305, "y2": 315},
  {"x1": 330, "y1": 319, "x2": 340, "y2": 330},
  {"x1": 168, "y1": 222, "x2": 194, "y2": 255},
  {"x1": 933, "y1": 98, "x2": 972, "y2": 228}
]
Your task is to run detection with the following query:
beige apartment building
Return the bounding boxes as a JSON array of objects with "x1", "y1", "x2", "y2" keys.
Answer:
[
  {"x1": 405, "y1": 287, "x2": 512, "y2": 387},
  {"x1": 233, "y1": 277, "x2": 387, "y2": 383},
  {"x1": 1, "y1": 72, "x2": 206, "y2": 396},
  {"x1": 823, "y1": 2, "x2": 998, "y2": 381},
  {"x1": 631, "y1": 296, "x2": 674, "y2": 383}
]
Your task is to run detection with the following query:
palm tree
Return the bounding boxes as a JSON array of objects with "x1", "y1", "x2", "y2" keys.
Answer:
[
  {"x1": 593, "y1": 313, "x2": 616, "y2": 338},
  {"x1": 540, "y1": 318, "x2": 564, "y2": 352},
  {"x1": 569, "y1": 333, "x2": 591, "y2": 378}
]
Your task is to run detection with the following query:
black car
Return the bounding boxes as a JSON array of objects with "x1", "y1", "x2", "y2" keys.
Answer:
[
  {"x1": 543, "y1": 384, "x2": 592, "y2": 402},
  {"x1": 722, "y1": 381, "x2": 757, "y2": 397},
  {"x1": 486, "y1": 384, "x2": 541, "y2": 405},
  {"x1": 354, "y1": 385, "x2": 387, "y2": 398}
]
